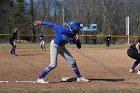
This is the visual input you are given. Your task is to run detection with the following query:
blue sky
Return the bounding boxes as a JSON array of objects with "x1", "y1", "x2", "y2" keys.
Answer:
[
  {"x1": 25, "y1": 0, "x2": 30, "y2": 3},
  {"x1": 25, "y1": 0, "x2": 39, "y2": 3}
]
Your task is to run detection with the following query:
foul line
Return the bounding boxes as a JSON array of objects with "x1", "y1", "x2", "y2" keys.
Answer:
[
  {"x1": 124, "y1": 80, "x2": 140, "y2": 83},
  {"x1": 0, "y1": 81, "x2": 37, "y2": 83}
]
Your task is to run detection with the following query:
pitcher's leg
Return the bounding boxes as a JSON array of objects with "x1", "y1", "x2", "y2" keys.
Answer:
[
  {"x1": 39, "y1": 41, "x2": 58, "y2": 79},
  {"x1": 59, "y1": 47, "x2": 89, "y2": 82},
  {"x1": 59, "y1": 47, "x2": 82, "y2": 78}
]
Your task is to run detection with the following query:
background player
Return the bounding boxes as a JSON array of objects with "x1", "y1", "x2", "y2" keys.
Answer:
[
  {"x1": 9, "y1": 27, "x2": 18, "y2": 56},
  {"x1": 39, "y1": 32, "x2": 46, "y2": 51},
  {"x1": 63, "y1": 20, "x2": 69, "y2": 27},
  {"x1": 34, "y1": 20, "x2": 89, "y2": 83},
  {"x1": 105, "y1": 35, "x2": 111, "y2": 48},
  {"x1": 93, "y1": 35, "x2": 97, "y2": 45},
  {"x1": 127, "y1": 38, "x2": 140, "y2": 75}
]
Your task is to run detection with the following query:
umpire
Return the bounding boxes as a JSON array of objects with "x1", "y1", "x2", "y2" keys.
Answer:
[{"x1": 9, "y1": 27, "x2": 18, "y2": 56}]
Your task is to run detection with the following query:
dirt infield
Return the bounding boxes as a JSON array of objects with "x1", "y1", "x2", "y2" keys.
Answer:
[{"x1": 0, "y1": 46, "x2": 140, "y2": 90}]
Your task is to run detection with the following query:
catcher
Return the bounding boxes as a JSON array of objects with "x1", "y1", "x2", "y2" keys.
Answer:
[
  {"x1": 9, "y1": 27, "x2": 18, "y2": 56},
  {"x1": 34, "y1": 20, "x2": 89, "y2": 83},
  {"x1": 127, "y1": 38, "x2": 140, "y2": 75}
]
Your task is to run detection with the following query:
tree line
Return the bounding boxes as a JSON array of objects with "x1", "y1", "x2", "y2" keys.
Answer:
[{"x1": 0, "y1": 0, "x2": 140, "y2": 43}]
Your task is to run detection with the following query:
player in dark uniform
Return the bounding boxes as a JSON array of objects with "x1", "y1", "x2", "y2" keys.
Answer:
[
  {"x1": 93, "y1": 35, "x2": 97, "y2": 45},
  {"x1": 105, "y1": 35, "x2": 111, "y2": 48},
  {"x1": 9, "y1": 28, "x2": 18, "y2": 56},
  {"x1": 127, "y1": 38, "x2": 140, "y2": 75}
]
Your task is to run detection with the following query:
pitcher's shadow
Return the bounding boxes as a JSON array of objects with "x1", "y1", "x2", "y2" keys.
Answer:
[
  {"x1": 89, "y1": 78, "x2": 125, "y2": 82},
  {"x1": 60, "y1": 77, "x2": 125, "y2": 82}
]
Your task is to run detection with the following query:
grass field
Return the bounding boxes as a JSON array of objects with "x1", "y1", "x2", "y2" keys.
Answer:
[
  {"x1": 0, "y1": 43, "x2": 130, "y2": 50},
  {"x1": 0, "y1": 89, "x2": 140, "y2": 93}
]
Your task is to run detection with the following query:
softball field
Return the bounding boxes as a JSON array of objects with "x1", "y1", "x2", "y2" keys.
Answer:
[{"x1": 0, "y1": 44, "x2": 140, "y2": 92}]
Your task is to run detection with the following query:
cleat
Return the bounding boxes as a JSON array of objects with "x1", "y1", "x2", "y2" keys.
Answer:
[
  {"x1": 77, "y1": 77, "x2": 89, "y2": 82},
  {"x1": 37, "y1": 78, "x2": 49, "y2": 84},
  {"x1": 137, "y1": 71, "x2": 140, "y2": 75},
  {"x1": 61, "y1": 77, "x2": 77, "y2": 82},
  {"x1": 10, "y1": 51, "x2": 14, "y2": 54},
  {"x1": 13, "y1": 54, "x2": 18, "y2": 56},
  {"x1": 129, "y1": 69, "x2": 137, "y2": 73},
  {"x1": 62, "y1": 77, "x2": 72, "y2": 82}
]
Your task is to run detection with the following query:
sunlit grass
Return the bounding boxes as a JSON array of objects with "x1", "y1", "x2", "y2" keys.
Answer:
[
  {"x1": 0, "y1": 43, "x2": 130, "y2": 50},
  {"x1": 0, "y1": 89, "x2": 140, "y2": 93}
]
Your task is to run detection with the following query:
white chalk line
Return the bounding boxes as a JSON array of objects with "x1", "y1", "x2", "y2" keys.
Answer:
[
  {"x1": 0, "y1": 81, "x2": 37, "y2": 83},
  {"x1": 124, "y1": 80, "x2": 140, "y2": 83}
]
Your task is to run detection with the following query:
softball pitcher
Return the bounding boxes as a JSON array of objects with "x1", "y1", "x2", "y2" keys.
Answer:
[
  {"x1": 34, "y1": 20, "x2": 89, "y2": 83},
  {"x1": 39, "y1": 32, "x2": 46, "y2": 51},
  {"x1": 127, "y1": 38, "x2": 140, "y2": 75},
  {"x1": 9, "y1": 27, "x2": 18, "y2": 56}
]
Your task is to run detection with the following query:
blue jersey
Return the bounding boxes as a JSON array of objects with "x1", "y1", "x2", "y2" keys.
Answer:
[
  {"x1": 41, "y1": 22, "x2": 75, "y2": 46},
  {"x1": 39, "y1": 32, "x2": 44, "y2": 41}
]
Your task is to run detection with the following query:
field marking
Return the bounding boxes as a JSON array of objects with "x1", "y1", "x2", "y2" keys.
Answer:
[
  {"x1": 124, "y1": 80, "x2": 140, "y2": 83},
  {"x1": 0, "y1": 81, "x2": 37, "y2": 83}
]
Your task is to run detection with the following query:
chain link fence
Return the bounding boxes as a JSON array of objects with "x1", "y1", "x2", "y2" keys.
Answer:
[{"x1": 0, "y1": 34, "x2": 138, "y2": 45}]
